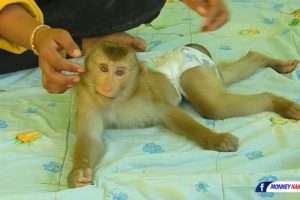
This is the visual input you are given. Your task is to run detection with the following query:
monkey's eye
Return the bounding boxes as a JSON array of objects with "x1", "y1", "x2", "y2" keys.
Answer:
[
  {"x1": 116, "y1": 69, "x2": 125, "y2": 76},
  {"x1": 99, "y1": 64, "x2": 109, "y2": 72}
]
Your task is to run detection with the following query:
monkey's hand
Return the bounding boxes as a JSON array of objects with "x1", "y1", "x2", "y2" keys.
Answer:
[
  {"x1": 203, "y1": 133, "x2": 239, "y2": 152},
  {"x1": 67, "y1": 165, "x2": 93, "y2": 188}
]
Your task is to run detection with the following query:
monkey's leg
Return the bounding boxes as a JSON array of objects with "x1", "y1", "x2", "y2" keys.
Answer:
[
  {"x1": 67, "y1": 112, "x2": 105, "y2": 188},
  {"x1": 180, "y1": 66, "x2": 300, "y2": 119},
  {"x1": 218, "y1": 51, "x2": 299, "y2": 85},
  {"x1": 162, "y1": 105, "x2": 239, "y2": 152}
]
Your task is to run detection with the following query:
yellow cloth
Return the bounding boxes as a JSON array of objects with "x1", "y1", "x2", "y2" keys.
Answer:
[{"x1": 0, "y1": 0, "x2": 43, "y2": 54}]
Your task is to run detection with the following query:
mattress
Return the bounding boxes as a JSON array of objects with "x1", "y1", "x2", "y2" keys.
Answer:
[{"x1": 1, "y1": 0, "x2": 300, "y2": 199}]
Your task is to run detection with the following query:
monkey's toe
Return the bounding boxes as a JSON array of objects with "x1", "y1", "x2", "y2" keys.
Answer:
[
  {"x1": 271, "y1": 59, "x2": 299, "y2": 74},
  {"x1": 68, "y1": 167, "x2": 93, "y2": 188},
  {"x1": 285, "y1": 102, "x2": 300, "y2": 120},
  {"x1": 207, "y1": 133, "x2": 239, "y2": 152}
]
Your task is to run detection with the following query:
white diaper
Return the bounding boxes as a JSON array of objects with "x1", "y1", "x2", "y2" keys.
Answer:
[{"x1": 137, "y1": 46, "x2": 220, "y2": 104}]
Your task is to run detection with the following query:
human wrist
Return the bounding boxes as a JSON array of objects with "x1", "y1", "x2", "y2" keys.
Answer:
[
  {"x1": 30, "y1": 24, "x2": 51, "y2": 55},
  {"x1": 0, "y1": 3, "x2": 45, "y2": 52}
]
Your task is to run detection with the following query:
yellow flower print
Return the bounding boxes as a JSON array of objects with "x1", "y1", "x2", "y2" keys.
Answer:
[
  {"x1": 239, "y1": 29, "x2": 260, "y2": 36},
  {"x1": 292, "y1": 9, "x2": 300, "y2": 19},
  {"x1": 290, "y1": 9, "x2": 300, "y2": 26},
  {"x1": 15, "y1": 131, "x2": 42, "y2": 143},
  {"x1": 269, "y1": 117, "x2": 296, "y2": 126}
]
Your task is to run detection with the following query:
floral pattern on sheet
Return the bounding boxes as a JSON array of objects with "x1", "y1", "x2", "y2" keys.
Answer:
[
  {"x1": 148, "y1": 40, "x2": 162, "y2": 50},
  {"x1": 263, "y1": 18, "x2": 275, "y2": 25},
  {"x1": 239, "y1": 29, "x2": 260, "y2": 36},
  {"x1": 219, "y1": 45, "x2": 232, "y2": 50},
  {"x1": 245, "y1": 151, "x2": 264, "y2": 160},
  {"x1": 195, "y1": 181, "x2": 209, "y2": 192},
  {"x1": 281, "y1": 28, "x2": 291, "y2": 35},
  {"x1": 296, "y1": 69, "x2": 300, "y2": 80},
  {"x1": 25, "y1": 107, "x2": 38, "y2": 114},
  {"x1": 43, "y1": 161, "x2": 62, "y2": 173},
  {"x1": 293, "y1": 97, "x2": 300, "y2": 103},
  {"x1": 269, "y1": 117, "x2": 297, "y2": 126},
  {"x1": 257, "y1": 175, "x2": 277, "y2": 198},
  {"x1": 290, "y1": 9, "x2": 300, "y2": 26},
  {"x1": 47, "y1": 102, "x2": 57, "y2": 107},
  {"x1": 15, "y1": 131, "x2": 42, "y2": 144},
  {"x1": 0, "y1": 120, "x2": 8, "y2": 128},
  {"x1": 143, "y1": 143, "x2": 165, "y2": 154},
  {"x1": 109, "y1": 190, "x2": 128, "y2": 200},
  {"x1": 273, "y1": 3, "x2": 284, "y2": 11}
]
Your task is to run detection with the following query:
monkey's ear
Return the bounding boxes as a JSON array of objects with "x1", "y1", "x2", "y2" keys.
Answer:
[
  {"x1": 84, "y1": 46, "x2": 94, "y2": 56},
  {"x1": 138, "y1": 61, "x2": 147, "y2": 79}
]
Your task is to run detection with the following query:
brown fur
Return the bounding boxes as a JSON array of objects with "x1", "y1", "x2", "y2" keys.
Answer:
[
  {"x1": 101, "y1": 41, "x2": 130, "y2": 61},
  {"x1": 181, "y1": 49, "x2": 300, "y2": 119},
  {"x1": 68, "y1": 41, "x2": 300, "y2": 188}
]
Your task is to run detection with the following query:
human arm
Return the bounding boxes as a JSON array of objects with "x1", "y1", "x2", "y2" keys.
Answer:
[
  {"x1": 0, "y1": 3, "x2": 85, "y2": 93},
  {"x1": 181, "y1": 0, "x2": 228, "y2": 31}
]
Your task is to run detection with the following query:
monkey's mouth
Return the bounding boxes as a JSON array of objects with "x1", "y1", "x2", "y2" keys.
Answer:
[{"x1": 95, "y1": 91, "x2": 115, "y2": 101}]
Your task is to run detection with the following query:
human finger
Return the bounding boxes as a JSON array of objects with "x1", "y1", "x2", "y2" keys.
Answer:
[
  {"x1": 201, "y1": 4, "x2": 228, "y2": 31},
  {"x1": 130, "y1": 36, "x2": 147, "y2": 52},
  {"x1": 53, "y1": 29, "x2": 82, "y2": 58},
  {"x1": 43, "y1": 82, "x2": 68, "y2": 94},
  {"x1": 40, "y1": 48, "x2": 85, "y2": 73},
  {"x1": 42, "y1": 74, "x2": 78, "y2": 94},
  {"x1": 40, "y1": 60, "x2": 80, "y2": 93},
  {"x1": 41, "y1": 73, "x2": 68, "y2": 94},
  {"x1": 36, "y1": 28, "x2": 85, "y2": 73},
  {"x1": 42, "y1": 69, "x2": 80, "y2": 91}
]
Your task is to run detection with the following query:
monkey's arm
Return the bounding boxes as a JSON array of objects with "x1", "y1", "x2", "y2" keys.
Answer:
[
  {"x1": 68, "y1": 108, "x2": 105, "y2": 188},
  {"x1": 73, "y1": 114, "x2": 105, "y2": 169},
  {"x1": 161, "y1": 105, "x2": 239, "y2": 152}
]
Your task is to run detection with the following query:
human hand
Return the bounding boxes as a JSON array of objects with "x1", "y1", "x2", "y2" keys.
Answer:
[
  {"x1": 181, "y1": 0, "x2": 228, "y2": 31},
  {"x1": 34, "y1": 27, "x2": 85, "y2": 93}
]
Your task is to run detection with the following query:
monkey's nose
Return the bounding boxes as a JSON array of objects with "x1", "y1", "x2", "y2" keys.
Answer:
[{"x1": 102, "y1": 84, "x2": 112, "y2": 92}]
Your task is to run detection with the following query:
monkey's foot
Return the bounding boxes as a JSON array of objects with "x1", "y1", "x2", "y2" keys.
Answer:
[
  {"x1": 205, "y1": 133, "x2": 239, "y2": 152},
  {"x1": 269, "y1": 59, "x2": 299, "y2": 74},
  {"x1": 67, "y1": 167, "x2": 93, "y2": 188},
  {"x1": 82, "y1": 32, "x2": 146, "y2": 54},
  {"x1": 274, "y1": 98, "x2": 300, "y2": 120},
  {"x1": 285, "y1": 103, "x2": 300, "y2": 120}
]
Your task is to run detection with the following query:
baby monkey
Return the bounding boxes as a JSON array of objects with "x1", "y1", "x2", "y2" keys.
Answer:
[{"x1": 68, "y1": 41, "x2": 300, "y2": 188}]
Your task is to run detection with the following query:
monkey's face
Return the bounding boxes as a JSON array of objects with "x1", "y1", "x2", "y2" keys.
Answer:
[{"x1": 84, "y1": 53, "x2": 140, "y2": 104}]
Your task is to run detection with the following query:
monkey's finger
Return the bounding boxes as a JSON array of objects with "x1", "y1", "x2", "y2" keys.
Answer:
[
  {"x1": 84, "y1": 168, "x2": 93, "y2": 179},
  {"x1": 78, "y1": 176, "x2": 93, "y2": 183},
  {"x1": 73, "y1": 172, "x2": 92, "y2": 187},
  {"x1": 77, "y1": 170, "x2": 93, "y2": 184}
]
